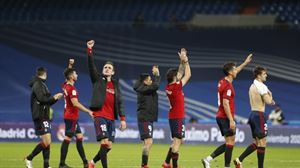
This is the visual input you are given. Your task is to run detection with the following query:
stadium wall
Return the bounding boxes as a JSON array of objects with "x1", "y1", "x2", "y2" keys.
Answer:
[{"x1": 0, "y1": 122, "x2": 300, "y2": 147}]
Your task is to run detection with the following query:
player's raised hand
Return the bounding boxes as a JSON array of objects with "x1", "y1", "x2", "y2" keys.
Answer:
[
  {"x1": 68, "y1": 59, "x2": 75, "y2": 68},
  {"x1": 87, "y1": 40, "x2": 95, "y2": 49},
  {"x1": 69, "y1": 59, "x2": 74, "y2": 65},
  {"x1": 152, "y1": 65, "x2": 160, "y2": 76},
  {"x1": 119, "y1": 121, "x2": 127, "y2": 131},
  {"x1": 244, "y1": 53, "x2": 253, "y2": 64},
  {"x1": 178, "y1": 48, "x2": 188, "y2": 63}
]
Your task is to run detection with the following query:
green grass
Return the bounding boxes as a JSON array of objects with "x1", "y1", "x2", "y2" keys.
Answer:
[{"x1": 0, "y1": 142, "x2": 299, "y2": 168}]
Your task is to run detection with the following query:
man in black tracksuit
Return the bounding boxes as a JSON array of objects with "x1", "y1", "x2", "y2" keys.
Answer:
[
  {"x1": 25, "y1": 67, "x2": 63, "y2": 168},
  {"x1": 86, "y1": 40, "x2": 127, "y2": 168},
  {"x1": 133, "y1": 66, "x2": 160, "y2": 168}
]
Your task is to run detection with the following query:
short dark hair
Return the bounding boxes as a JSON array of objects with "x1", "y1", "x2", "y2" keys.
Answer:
[
  {"x1": 139, "y1": 73, "x2": 150, "y2": 82},
  {"x1": 253, "y1": 66, "x2": 267, "y2": 78},
  {"x1": 64, "y1": 68, "x2": 75, "y2": 80},
  {"x1": 36, "y1": 67, "x2": 47, "y2": 76},
  {"x1": 223, "y1": 62, "x2": 236, "y2": 76},
  {"x1": 104, "y1": 61, "x2": 115, "y2": 71},
  {"x1": 166, "y1": 68, "x2": 178, "y2": 84}
]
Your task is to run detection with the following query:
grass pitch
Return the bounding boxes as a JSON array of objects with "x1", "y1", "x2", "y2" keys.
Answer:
[{"x1": 0, "y1": 142, "x2": 299, "y2": 168}]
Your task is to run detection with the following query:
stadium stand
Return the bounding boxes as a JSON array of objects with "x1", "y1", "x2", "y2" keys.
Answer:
[{"x1": 0, "y1": 0, "x2": 299, "y2": 125}]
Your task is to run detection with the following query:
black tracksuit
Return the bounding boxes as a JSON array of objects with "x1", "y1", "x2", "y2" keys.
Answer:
[
  {"x1": 133, "y1": 75, "x2": 161, "y2": 122},
  {"x1": 29, "y1": 76, "x2": 57, "y2": 121}
]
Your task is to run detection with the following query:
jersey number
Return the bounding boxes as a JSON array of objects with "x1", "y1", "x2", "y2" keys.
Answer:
[
  {"x1": 43, "y1": 121, "x2": 50, "y2": 128},
  {"x1": 148, "y1": 125, "x2": 152, "y2": 136},
  {"x1": 101, "y1": 124, "x2": 107, "y2": 132}
]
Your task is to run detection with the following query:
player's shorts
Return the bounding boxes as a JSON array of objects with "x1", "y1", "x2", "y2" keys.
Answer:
[
  {"x1": 94, "y1": 117, "x2": 115, "y2": 142},
  {"x1": 64, "y1": 119, "x2": 82, "y2": 138},
  {"x1": 169, "y1": 118, "x2": 185, "y2": 139},
  {"x1": 248, "y1": 111, "x2": 268, "y2": 139},
  {"x1": 34, "y1": 120, "x2": 51, "y2": 136},
  {"x1": 138, "y1": 121, "x2": 153, "y2": 140},
  {"x1": 216, "y1": 117, "x2": 236, "y2": 137}
]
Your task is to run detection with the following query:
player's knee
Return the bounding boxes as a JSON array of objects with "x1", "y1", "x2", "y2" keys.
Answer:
[
  {"x1": 229, "y1": 140, "x2": 235, "y2": 145},
  {"x1": 258, "y1": 138, "x2": 267, "y2": 147},
  {"x1": 144, "y1": 138, "x2": 153, "y2": 146},
  {"x1": 172, "y1": 142, "x2": 181, "y2": 152},
  {"x1": 107, "y1": 141, "x2": 113, "y2": 149},
  {"x1": 172, "y1": 146, "x2": 179, "y2": 153},
  {"x1": 65, "y1": 136, "x2": 72, "y2": 141},
  {"x1": 101, "y1": 138, "x2": 109, "y2": 144},
  {"x1": 76, "y1": 133, "x2": 83, "y2": 140},
  {"x1": 225, "y1": 139, "x2": 235, "y2": 145},
  {"x1": 143, "y1": 144, "x2": 150, "y2": 150},
  {"x1": 145, "y1": 143, "x2": 152, "y2": 150},
  {"x1": 43, "y1": 140, "x2": 51, "y2": 147}
]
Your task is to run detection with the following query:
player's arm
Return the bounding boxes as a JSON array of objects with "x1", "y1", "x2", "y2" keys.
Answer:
[
  {"x1": 134, "y1": 66, "x2": 161, "y2": 94},
  {"x1": 262, "y1": 92, "x2": 275, "y2": 105},
  {"x1": 33, "y1": 82, "x2": 63, "y2": 105},
  {"x1": 177, "y1": 62, "x2": 185, "y2": 80},
  {"x1": 71, "y1": 98, "x2": 94, "y2": 118},
  {"x1": 176, "y1": 48, "x2": 186, "y2": 80},
  {"x1": 116, "y1": 81, "x2": 126, "y2": 131},
  {"x1": 181, "y1": 60, "x2": 191, "y2": 87},
  {"x1": 86, "y1": 40, "x2": 99, "y2": 83},
  {"x1": 236, "y1": 53, "x2": 253, "y2": 74},
  {"x1": 178, "y1": 48, "x2": 191, "y2": 86},
  {"x1": 223, "y1": 99, "x2": 235, "y2": 129},
  {"x1": 135, "y1": 78, "x2": 160, "y2": 94}
]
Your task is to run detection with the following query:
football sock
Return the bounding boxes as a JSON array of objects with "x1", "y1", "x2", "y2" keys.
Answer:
[
  {"x1": 76, "y1": 138, "x2": 87, "y2": 164},
  {"x1": 224, "y1": 144, "x2": 234, "y2": 167},
  {"x1": 210, "y1": 143, "x2": 226, "y2": 159},
  {"x1": 239, "y1": 143, "x2": 257, "y2": 162},
  {"x1": 142, "y1": 154, "x2": 148, "y2": 166},
  {"x1": 42, "y1": 144, "x2": 50, "y2": 168},
  {"x1": 27, "y1": 142, "x2": 44, "y2": 160},
  {"x1": 93, "y1": 144, "x2": 110, "y2": 165},
  {"x1": 165, "y1": 147, "x2": 172, "y2": 164},
  {"x1": 100, "y1": 145, "x2": 111, "y2": 168},
  {"x1": 171, "y1": 152, "x2": 179, "y2": 168},
  {"x1": 59, "y1": 139, "x2": 70, "y2": 165},
  {"x1": 257, "y1": 147, "x2": 265, "y2": 168}
]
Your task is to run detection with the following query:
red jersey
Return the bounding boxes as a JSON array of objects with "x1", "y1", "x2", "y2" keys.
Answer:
[
  {"x1": 216, "y1": 78, "x2": 235, "y2": 119},
  {"x1": 166, "y1": 81, "x2": 185, "y2": 119},
  {"x1": 63, "y1": 83, "x2": 79, "y2": 120},
  {"x1": 93, "y1": 81, "x2": 115, "y2": 120}
]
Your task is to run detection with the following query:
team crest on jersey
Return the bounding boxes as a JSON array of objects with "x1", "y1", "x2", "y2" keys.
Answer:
[
  {"x1": 72, "y1": 90, "x2": 77, "y2": 96},
  {"x1": 227, "y1": 89, "x2": 232, "y2": 96}
]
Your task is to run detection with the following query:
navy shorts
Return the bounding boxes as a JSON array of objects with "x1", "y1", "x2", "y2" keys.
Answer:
[
  {"x1": 169, "y1": 119, "x2": 185, "y2": 139},
  {"x1": 138, "y1": 121, "x2": 153, "y2": 140},
  {"x1": 216, "y1": 117, "x2": 236, "y2": 137},
  {"x1": 34, "y1": 120, "x2": 51, "y2": 136},
  {"x1": 64, "y1": 119, "x2": 82, "y2": 138},
  {"x1": 94, "y1": 117, "x2": 115, "y2": 142},
  {"x1": 248, "y1": 111, "x2": 268, "y2": 139}
]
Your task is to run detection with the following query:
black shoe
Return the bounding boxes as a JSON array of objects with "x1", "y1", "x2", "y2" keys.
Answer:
[
  {"x1": 83, "y1": 163, "x2": 88, "y2": 168},
  {"x1": 59, "y1": 164, "x2": 72, "y2": 168}
]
